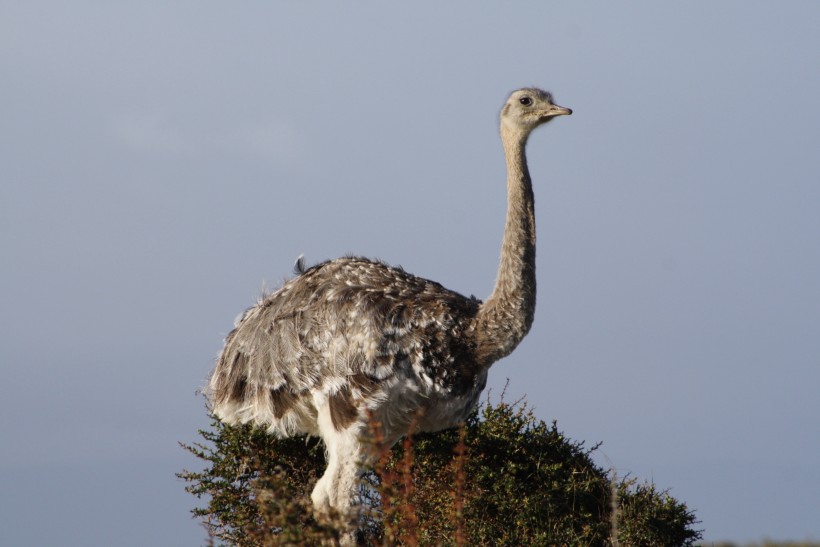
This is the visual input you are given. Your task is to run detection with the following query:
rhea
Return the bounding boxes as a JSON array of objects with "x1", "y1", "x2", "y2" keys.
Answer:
[{"x1": 208, "y1": 87, "x2": 571, "y2": 520}]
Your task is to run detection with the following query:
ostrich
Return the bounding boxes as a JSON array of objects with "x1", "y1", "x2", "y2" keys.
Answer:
[{"x1": 207, "y1": 87, "x2": 571, "y2": 523}]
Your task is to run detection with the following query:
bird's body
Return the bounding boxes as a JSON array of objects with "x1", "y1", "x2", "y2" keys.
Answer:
[
  {"x1": 211, "y1": 255, "x2": 486, "y2": 441},
  {"x1": 207, "y1": 87, "x2": 571, "y2": 522}
]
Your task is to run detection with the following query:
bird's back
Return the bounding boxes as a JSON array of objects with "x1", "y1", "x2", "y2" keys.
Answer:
[{"x1": 208, "y1": 257, "x2": 486, "y2": 437}]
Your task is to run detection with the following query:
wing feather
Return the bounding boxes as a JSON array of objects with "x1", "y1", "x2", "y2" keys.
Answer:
[{"x1": 207, "y1": 256, "x2": 482, "y2": 436}]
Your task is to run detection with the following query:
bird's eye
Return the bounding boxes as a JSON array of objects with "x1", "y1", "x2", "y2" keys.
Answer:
[{"x1": 519, "y1": 97, "x2": 533, "y2": 106}]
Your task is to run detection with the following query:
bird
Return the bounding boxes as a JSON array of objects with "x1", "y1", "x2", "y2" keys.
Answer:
[{"x1": 207, "y1": 87, "x2": 572, "y2": 523}]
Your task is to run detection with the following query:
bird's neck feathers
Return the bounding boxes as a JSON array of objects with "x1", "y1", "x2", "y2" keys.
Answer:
[{"x1": 474, "y1": 124, "x2": 537, "y2": 365}]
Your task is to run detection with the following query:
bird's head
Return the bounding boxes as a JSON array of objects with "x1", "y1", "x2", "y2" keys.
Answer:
[{"x1": 500, "y1": 88, "x2": 572, "y2": 135}]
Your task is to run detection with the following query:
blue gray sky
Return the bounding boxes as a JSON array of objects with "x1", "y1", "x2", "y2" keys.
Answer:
[{"x1": 2, "y1": 2, "x2": 819, "y2": 544}]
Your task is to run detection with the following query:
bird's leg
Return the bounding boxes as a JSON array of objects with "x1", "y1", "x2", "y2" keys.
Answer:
[
  {"x1": 312, "y1": 401, "x2": 367, "y2": 538},
  {"x1": 316, "y1": 430, "x2": 364, "y2": 513},
  {"x1": 310, "y1": 467, "x2": 333, "y2": 515}
]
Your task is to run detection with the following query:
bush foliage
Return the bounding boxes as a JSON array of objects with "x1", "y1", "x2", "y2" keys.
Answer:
[{"x1": 179, "y1": 396, "x2": 701, "y2": 546}]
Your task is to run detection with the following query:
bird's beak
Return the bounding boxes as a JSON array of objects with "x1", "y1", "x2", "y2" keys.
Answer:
[
  {"x1": 547, "y1": 104, "x2": 573, "y2": 117},
  {"x1": 537, "y1": 103, "x2": 572, "y2": 123}
]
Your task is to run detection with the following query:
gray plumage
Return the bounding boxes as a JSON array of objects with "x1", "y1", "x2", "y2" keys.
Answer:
[
  {"x1": 210, "y1": 256, "x2": 484, "y2": 436},
  {"x1": 207, "y1": 87, "x2": 572, "y2": 523}
]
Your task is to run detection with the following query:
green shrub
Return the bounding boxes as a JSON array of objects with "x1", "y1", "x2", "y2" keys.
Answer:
[{"x1": 179, "y1": 396, "x2": 701, "y2": 546}]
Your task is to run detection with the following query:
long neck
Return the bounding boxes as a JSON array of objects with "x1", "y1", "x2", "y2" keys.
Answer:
[{"x1": 474, "y1": 124, "x2": 537, "y2": 365}]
